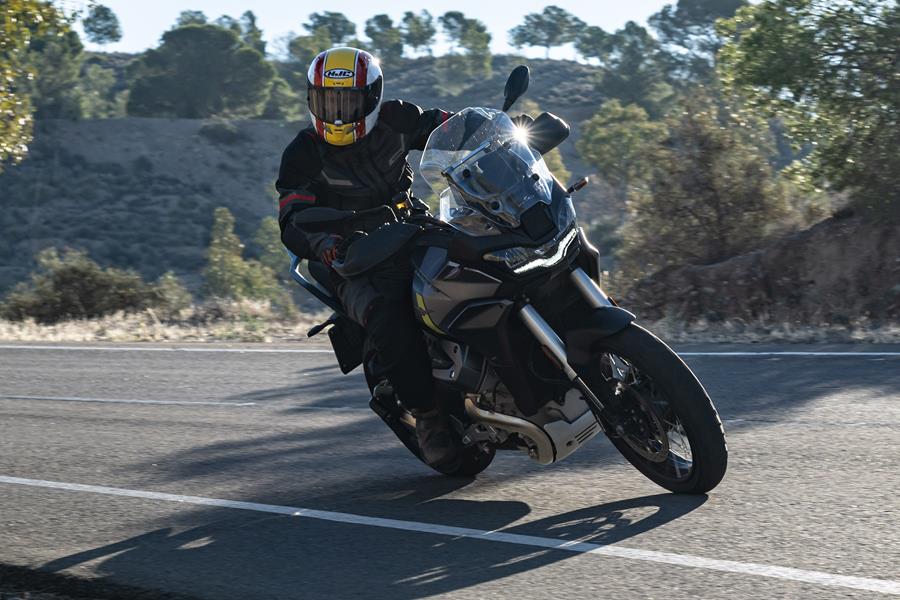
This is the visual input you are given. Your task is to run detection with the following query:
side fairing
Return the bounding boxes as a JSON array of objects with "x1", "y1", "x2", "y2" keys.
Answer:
[{"x1": 412, "y1": 247, "x2": 504, "y2": 337}]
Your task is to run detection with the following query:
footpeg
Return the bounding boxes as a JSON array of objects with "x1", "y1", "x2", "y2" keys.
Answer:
[{"x1": 307, "y1": 314, "x2": 338, "y2": 338}]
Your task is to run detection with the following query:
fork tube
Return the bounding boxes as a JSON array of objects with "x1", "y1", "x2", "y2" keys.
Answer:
[
  {"x1": 570, "y1": 267, "x2": 613, "y2": 309},
  {"x1": 518, "y1": 304, "x2": 605, "y2": 412},
  {"x1": 519, "y1": 304, "x2": 578, "y2": 380}
]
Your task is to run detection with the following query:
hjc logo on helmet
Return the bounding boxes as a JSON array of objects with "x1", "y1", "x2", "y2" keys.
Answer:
[{"x1": 325, "y1": 68, "x2": 354, "y2": 79}]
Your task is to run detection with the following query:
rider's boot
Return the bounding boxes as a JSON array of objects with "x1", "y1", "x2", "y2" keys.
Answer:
[{"x1": 413, "y1": 406, "x2": 460, "y2": 467}]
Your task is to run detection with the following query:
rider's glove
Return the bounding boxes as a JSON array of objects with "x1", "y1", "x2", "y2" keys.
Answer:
[
  {"x1": 318, "y1": 234, "x2": 343, "y2": 268},
  {"x1": 335, "y1": 231, "x2": 367, "y2": 263}
]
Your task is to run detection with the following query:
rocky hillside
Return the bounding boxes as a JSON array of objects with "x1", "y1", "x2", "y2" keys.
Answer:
[
  {"x1": 0, "y1": 56, "x2": 608, "y2": 292},
  {"x1": 0, "y1": 118, "x2": 293, "y2": 291},
  {"x1": 625, "y1": 213, "x2": 900, "y2": 325}
]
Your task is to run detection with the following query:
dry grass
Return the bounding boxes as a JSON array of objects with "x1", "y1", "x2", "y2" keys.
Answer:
[
  {"x1": 0, "y1": 306, "x2": 897, "y2": 344},
  {"x1": 0, "y1": 300, "x2": 330, "y2": 343},
  {"x1": 648, "y1": 316, "x2": 900, "y2": 344}
]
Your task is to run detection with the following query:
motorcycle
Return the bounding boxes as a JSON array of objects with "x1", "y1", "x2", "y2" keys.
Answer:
[{"x1": 289, "y1": 66, "x2": 727, "y2": 494}]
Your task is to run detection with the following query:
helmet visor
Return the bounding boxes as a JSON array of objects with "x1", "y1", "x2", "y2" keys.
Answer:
[{"x1": 308, "y1": 87, "x2": 368, "y2": 124}]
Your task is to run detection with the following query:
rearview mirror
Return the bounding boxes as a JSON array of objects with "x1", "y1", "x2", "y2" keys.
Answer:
[
  {"x1": 503, "y1": 65, "x2": 530, "y2": 112},
  {"x1": 529, "y1": 112, "x2": 570, "y2": 155}
]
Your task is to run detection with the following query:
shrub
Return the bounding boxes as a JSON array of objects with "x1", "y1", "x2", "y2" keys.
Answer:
[
  {"x1": 0, "y1": 249, "x2": 196, "y2": 324},
  {"x1": 617, "y1": 89, "x2": 790, "y2": 279},
  {"x1": 198, "y1": 120, "x2": 246, "y2": 145},
  {"x1": 131, "y1": 155, "x2": 155, "y2": 174},
  {"x1": 203, "y1": 208, "x2": 296, "y2": 316},
  {"x1": 0, "y1": 248, "x2": 158, "y2": 323},
  {"x1": 150, "y1": 271, "x2": 192, "y2": 318}
]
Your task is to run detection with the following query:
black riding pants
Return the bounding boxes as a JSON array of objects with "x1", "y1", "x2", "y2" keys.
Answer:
[{"x1": 336, "y1": 257, "x2": 435, "y2": 411}]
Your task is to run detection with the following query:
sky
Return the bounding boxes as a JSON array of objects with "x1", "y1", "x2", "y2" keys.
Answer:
[{"x1": 68, "y1": 0, "x2": 672, "y2": 60}]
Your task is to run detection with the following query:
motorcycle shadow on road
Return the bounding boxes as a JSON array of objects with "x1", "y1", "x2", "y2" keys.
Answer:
[{"x1": 39, "y1": 490, "x2": 704, "y2": 599}]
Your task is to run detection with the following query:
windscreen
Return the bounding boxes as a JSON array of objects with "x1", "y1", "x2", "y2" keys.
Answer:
[{"x1": 420, "y1": 108, "x2": 554, "y2": 236}]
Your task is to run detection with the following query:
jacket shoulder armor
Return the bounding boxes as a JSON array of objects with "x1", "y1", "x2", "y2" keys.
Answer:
[
  {"x1": 282, "y1": 127, "x2": 323, "y2": 179},
  {"x1": 379, "y1": 99, "x2": 423, "y2": 134}
]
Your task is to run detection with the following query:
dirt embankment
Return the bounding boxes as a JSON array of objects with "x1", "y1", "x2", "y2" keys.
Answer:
[{"x1": 625, "y1": 214, "x2": 900, "y2": 326}]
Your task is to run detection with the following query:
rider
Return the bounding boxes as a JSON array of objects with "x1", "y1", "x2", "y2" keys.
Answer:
[{"x1": 276, "y1": 47, "x2": 458, "y2": 467}]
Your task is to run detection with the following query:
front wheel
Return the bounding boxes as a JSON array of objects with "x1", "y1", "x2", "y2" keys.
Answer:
[{"x1": 584, "y1": 324, "x2": 727, "y2": 494}]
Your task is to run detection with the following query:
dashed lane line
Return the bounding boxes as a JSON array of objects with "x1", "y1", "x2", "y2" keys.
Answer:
[
  {"x1": 1, "y1": 345, "x2": 899, "y2": 357},
  {"x1": 0, "y1": 344, "x2": 333, "y2": 353},
  {"x1": 0, "y1": 394, "x2": 371, "y2": 411},
  {"x1": 1, "y1": 475, "x2": 898, "y2": 595},
  {"x1": 679, "y1": 351, "x2": 900, "y2": 357},
  {"x1": 0, "y1": 394, "x2": 256, "y2": 407}
]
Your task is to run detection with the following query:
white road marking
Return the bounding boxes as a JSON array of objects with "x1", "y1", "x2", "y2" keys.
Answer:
[
  {"x1": 680, "y1": 351, "x2": 900, "y2": 357},
  {"x1": 1, "y1": 476, "x2": 898, "y2": 596},
  {"x1": 1, "y1": 345, "x2": 899, "y2": 357},
  {"x1": 0, "y1": 394, "x2": 373, "y2": 412},
  {"x1": 0, "y1": 344, "x2": 333, "y2": 354},
  {"x1": 0, "y1": 394, "x2": 256, "y2": 407}
]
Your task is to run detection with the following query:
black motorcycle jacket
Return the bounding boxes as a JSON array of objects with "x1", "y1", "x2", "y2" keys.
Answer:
[{"x1": 276, "y1": 99, "x2": 452, "y2": 260}]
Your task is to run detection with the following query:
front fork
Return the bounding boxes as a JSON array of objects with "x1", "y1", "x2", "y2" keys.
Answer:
[{"x1": 517, "y1": 267, "x2": 618, "y2": 426}]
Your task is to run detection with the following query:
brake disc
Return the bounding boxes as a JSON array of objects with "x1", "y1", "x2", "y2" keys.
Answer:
[{"x1": 618, "y1": 385, "x2": 670, "y2": 463}]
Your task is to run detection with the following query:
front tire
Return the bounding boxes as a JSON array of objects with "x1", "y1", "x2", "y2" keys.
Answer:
[{"x1": 586, "y1": 324, "x2": 727, "y2": 494}]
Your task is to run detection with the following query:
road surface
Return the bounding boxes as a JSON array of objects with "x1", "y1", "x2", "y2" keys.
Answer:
[{"x1": 1, "y1": 342, "x2": 899, "y2": 599}]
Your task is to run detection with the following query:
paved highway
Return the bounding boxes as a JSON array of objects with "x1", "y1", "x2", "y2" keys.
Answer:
[{"x1": 1, "y1": 342, "x2": 899, "y2": 599}]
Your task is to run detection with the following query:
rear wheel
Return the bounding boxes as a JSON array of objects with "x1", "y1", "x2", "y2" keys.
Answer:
[
  {"x1": 365, "y1": 368, "x2": 494, "y2": 477},
  {"x1": 585, "y1": 324, "x2": 727, "y2": 494}
]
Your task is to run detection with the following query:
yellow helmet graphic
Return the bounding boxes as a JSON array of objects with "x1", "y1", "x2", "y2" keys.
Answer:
[{"x1": 307, "y1": 47, "x2": 384, "y2": 146}]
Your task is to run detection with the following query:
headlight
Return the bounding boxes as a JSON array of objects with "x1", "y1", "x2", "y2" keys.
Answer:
[{"x1": 483, "y1": 227, "x2": 578, "y2": 273}]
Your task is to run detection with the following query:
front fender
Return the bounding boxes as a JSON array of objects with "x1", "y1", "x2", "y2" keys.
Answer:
[{"x1": 565, "y1": 306, "x2": 636, "y2": 365}]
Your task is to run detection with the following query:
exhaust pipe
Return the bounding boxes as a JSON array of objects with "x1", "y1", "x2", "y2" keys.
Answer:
[{"x1": 464, "y1": 396, "x2": 555, "y2": 465}]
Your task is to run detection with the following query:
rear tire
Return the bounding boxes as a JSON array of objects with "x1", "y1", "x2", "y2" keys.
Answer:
[
  {"x1": 365, "y1": 368, "x2": 494, "y2": 477},
  {"x1": 432, "y1": 444, "x2": 496, "y2": 477},
  {"x1": 588, "y1": 324, "x2": 727, "y2": 494}
]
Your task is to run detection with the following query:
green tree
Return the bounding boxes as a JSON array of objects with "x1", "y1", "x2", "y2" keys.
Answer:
[
  {"x1": 82, "y1": 4, "x2": 122, "y2": 45},
  {"x1": 0, "y1": 1, "x2": 68, "y2": 171},
  {"x1": 240, "y1": 11, "x2": 266, "y2": 55},
  {"x1": 365, "y1": 14, "x2": 404, "y2": 63},
  {"x1": 78, "y1": 63, "x2": 126, "y2": 118},
  {"x1": 215, "y1": 15, "x2": 241, "y2": 34},
  {"x1": 438, "y1": 11, "x2": 467, "y2": 52},
  {"x1": 618, "y1": 90, "x2": 789, "y2": 277},
  {"x1": 591, "y1": 22, "x2": 675, "y2": 118},
  {"x1": 649, "y1": 0, "x2": 746, "y2": 81},
  {"x1": 434, "y1": 14, "x2": 493, "y2": 86},
  {"x1": 401, "y1": 10, "x2": 436, "y2": 55},
  {"x1": 718, "y1": 0, "x2": 900, "y2": 208},
  {"x1": 204, "y1": 208, "x2": 292, "y2": 310},
  {"x1": 305, "y1": 12, "x2": 356, "y2": 45},
  {"x1": 176, "y1": 10, "x2": 207, "y2": 27},
  {"x1": 253, "y1": 216, "x2": 287, "y2": 277},
  {"x1": 127, "y1": 25, "x2": 275, "y2": 118},
  {"x1": 458, "y1": 17, "x2": 492, "y2": 77},
  {"x1": 26, "y1": 28, "x2": 84, "y2": 118},
  {"x1": 215, "y1": 12, "x2": 265, "y2": 54},
  {"x1": 260, "y1": 77, "x2": 301, "y2": 121},
  {"x1": 577, "y1": 100, "x2": 667, "y2": 202},
  {"x1": 288, "y1": 26, "x2": 332, "y2": 68},
  {"x1": 574, "y1": 26, "x2": 609, "y2": 62},
  {"x1": 509, "y1": 5, "x2": 585, "y2": 58}
]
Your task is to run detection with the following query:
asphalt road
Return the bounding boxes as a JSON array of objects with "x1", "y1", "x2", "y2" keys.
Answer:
[{"x1": 1, "y1": 341, "x2": 899, "y2": 599}]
